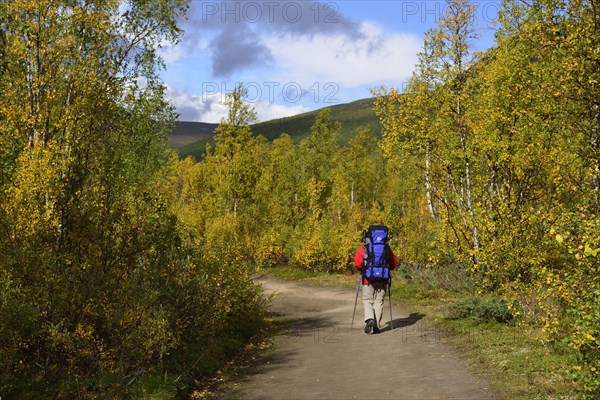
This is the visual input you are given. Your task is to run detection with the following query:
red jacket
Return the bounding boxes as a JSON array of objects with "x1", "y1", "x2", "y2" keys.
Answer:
[{"x1": 354, "y1": 244, "x2": 398, "y2": 284}]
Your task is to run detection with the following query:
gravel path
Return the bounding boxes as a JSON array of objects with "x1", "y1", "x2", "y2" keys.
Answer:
[{"x1": 222, "y1": 275, "x2": 496, "y2": 400}]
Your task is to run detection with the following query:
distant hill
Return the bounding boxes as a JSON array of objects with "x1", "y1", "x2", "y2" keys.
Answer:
[
  {"x1": 168, "y1": 121, "x2": 219, "y2": 149},
  {"x1": 172, "y1": 97, "x2": 381, "y2": 160},
  {"x1": 252, "y1": 97, "x2": 381, "y2": 142}
]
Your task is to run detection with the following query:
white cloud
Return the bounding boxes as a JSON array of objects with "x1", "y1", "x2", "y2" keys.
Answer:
[
  {"x1": 176, "y1": 1, "x2": 364, "y2": 77},
  {"x1": 264, "y1": 22, "x2": 420, "y2": 88},
  {"x1": 166, "y1": 87, "x2": 227, "y2": 123},
  {"x1": 253, "y1": 101, "x2": 311, "y2": 123},
  {"x1": 166, "y1": 86, "x2": 311, "y2": 123},
  {"x1": 161, "y1": 18, "x2": 421, "y2": 123}
]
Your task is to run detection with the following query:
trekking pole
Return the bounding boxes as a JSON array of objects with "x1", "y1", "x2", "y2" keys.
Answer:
[
  {"x1": 350, "y1": 273, "x2": 362, "y2": 332},
  {"x1": 388, "y1": 279, "x2": 394, "y2": 330}
]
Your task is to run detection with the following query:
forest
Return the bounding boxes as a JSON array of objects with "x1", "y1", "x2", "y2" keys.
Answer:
[{"x1": 0, "y1": 0, "x2": 598, "y2": 398}]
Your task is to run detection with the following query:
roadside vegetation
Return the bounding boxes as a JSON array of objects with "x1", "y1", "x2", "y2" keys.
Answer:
[{"x1": 0, "y1": 1, "x2": 265, "y2": 398}]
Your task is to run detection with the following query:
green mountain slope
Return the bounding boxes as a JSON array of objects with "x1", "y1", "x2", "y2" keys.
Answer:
[
  {"x1": 167, "y1": 121, "x2": 218, "y2": 148},
  {"x1": 173, "y1": 97, "x2": 381, "y2": 160},
  {"x1": 252, "y1": 97, "x2": 381, "y2": 141}
]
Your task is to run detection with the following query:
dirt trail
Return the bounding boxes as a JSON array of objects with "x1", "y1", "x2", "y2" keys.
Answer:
[{"x1": 222, "y1": 276, "x2": 495, "y2": 400}]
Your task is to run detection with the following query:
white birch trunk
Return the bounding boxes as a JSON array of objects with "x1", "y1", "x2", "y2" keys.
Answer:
[{"x1": 425, "y1": 148, "x2": 436, "y2": 219}]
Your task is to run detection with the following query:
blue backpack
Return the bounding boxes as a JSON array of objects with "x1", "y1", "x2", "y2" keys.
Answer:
[{"x1": 362, "y1": 224, "x2": 391, "y2": 283}]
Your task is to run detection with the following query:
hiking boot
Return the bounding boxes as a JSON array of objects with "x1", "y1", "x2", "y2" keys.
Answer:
[{"x1": 364, "y1": 319, "x2": 375, "y2": 334}]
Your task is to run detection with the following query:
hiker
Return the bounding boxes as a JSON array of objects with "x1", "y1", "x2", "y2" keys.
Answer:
[{"x1": 354, "y1": 224, "x2": 397, "y2": 334}]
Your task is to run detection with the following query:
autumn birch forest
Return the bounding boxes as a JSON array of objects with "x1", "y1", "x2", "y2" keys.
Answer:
[{"x1": 0, "y1": 0, "x2": 598, "y2": 398}]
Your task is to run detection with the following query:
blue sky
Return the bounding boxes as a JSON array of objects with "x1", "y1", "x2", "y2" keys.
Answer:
[{"x1": 159, "y1": 1, "x2": 500, "y2": 123}]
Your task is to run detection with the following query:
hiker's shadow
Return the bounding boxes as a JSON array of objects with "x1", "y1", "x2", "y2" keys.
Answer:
[{"x1": 382, "y1": 312, "x2": 425, "y2": 332}]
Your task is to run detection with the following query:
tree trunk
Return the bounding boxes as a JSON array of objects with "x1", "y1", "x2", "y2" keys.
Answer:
[
  {"x1": 458, "y1": 97, "x2": 480, "y2": 264},
  {"x1": 425, "y1": 147, "x2": 436, "y2": 219}
]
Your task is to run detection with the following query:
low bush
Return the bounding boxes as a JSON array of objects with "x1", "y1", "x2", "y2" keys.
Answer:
[{"x1": 448, "y1": 296, "x2": 514, "y2": 323}]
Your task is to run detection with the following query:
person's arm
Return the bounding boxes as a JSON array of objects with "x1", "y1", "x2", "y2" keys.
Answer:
[
  {"x1": 388, "y1": 247, "x2": 398, "y2": 270},
  {"x1": 354, "y1": 245, "x2": 365, "y2": 270}
]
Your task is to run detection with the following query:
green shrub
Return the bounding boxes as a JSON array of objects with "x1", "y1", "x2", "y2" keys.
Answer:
[{"x1": 448, "y1": 296, "x2": 514, "y2": 323}]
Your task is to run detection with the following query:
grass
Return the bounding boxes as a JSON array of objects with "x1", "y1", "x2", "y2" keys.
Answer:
[
  {"x1": 444, "y1": 320, "x2": 579, "y2": 399},
  {"x1": 258, "y1": 265, "x2": 583, "y2": 399}
]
